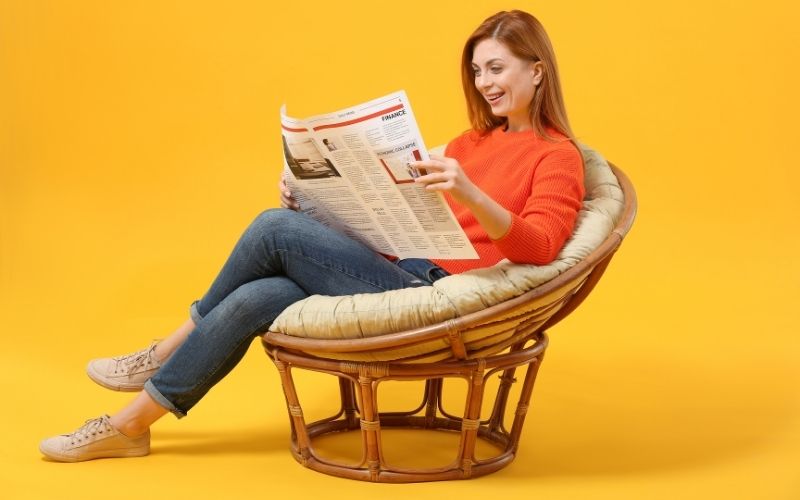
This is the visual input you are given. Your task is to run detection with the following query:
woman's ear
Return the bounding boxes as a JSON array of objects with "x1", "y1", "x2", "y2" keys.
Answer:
[{"x1": 531, "y1": 61, "x2": 544, "y2": 86}]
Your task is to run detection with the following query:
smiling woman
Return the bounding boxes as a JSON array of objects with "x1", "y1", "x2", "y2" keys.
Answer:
[
  {"x1": 460, "y1": 10, "x2": 572, "y2": 139},
  {"x1": 39, "y1": 9, "x2": 586, "y2": 464},
  {"x1": 410, "y1": 9, "x2": 584, "y2": 272},
  {"x1": 471, "y1": 38, "x2": 542, "y2": 132}
]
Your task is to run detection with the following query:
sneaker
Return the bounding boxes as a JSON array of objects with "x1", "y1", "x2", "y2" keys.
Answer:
[
  {"x1": 87, "y1": 342, "x2": 163, "y2": 392},
  {"x1": 39, "y1": 415, "x2": 150, "y2": 462}
]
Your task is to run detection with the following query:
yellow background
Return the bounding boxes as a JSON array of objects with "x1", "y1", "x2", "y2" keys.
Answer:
[{"x1": 2, "y1": 0, "x2": 799, "y2": 498}]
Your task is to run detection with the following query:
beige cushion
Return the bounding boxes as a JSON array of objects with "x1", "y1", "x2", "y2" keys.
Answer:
[{"x1": 269, "y1": 144, "x2": 624, "y2": 343}]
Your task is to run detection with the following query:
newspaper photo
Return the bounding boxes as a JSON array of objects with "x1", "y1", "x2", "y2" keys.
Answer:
[{"x1": 280, "y1": 91, "x2": 478, "y2": 260}]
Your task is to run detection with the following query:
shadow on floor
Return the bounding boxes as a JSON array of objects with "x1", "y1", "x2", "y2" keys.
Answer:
[{"x1": 152, "y1": 427, "x2": 288, "y2": 456}]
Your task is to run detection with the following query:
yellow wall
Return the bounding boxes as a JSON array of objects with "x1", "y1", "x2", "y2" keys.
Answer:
[{"x1": 1, "y1": 1, "x2": 798, "y2": 498}]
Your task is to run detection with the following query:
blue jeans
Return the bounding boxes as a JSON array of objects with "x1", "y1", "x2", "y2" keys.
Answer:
[{"x1": 144, "y1": 208, "x2": 449, "y2": 417}]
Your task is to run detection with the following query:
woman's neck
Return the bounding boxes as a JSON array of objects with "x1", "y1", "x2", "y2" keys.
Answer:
[{"x1": 503, "y1": 117, "x2": 533, "y2": 133}]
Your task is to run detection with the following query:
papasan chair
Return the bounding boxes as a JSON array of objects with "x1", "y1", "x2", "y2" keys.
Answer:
[{"x1": 261, "y1": 144, "x2": 637, "y2": 482}]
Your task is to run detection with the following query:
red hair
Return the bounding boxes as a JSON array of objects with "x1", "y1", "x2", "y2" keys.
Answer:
[{"x1": 461, "y1": 11, "x2": 573, "y2": 140}]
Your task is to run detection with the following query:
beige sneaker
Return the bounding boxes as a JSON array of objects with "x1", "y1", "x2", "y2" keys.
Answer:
[
  {"x1": 87, "y1": 343, "x2": 163, "y2": 391},
  {"x1": 39, "y1": 415, "x2": 150, "y2": 462}
]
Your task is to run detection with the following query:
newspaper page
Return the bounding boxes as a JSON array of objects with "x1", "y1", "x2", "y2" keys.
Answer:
[{"x1": 280, "y1": 90, "x2": 478, "y2": 260}]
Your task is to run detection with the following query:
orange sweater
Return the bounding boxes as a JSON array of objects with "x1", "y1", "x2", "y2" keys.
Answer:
[{"x1": 432, "y1": 126, "x2": 585, "y2": 275}]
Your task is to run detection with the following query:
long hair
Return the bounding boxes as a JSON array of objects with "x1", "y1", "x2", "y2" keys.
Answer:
[{"x1": 461, "y1": 10, "x2": 573, "y2": 140}]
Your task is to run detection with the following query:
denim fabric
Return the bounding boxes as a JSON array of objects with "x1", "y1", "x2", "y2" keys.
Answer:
[
  {"x1": 396, "y1": 258, "x2": 450, "y2": 284},
  {"x1": 145, "y1": 208, "x2": 442, "y2": 418}
]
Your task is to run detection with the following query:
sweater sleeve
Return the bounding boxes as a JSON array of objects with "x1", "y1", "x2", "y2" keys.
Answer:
[{"x1": 491, "y1": 145, "x2": 585, "y2": 265}]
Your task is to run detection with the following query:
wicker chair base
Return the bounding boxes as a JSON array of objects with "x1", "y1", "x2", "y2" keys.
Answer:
[
  {"x1": 263, "y1": 331, "x2": 547, "y2": 483},
  {"x1": 261, "y1": 163, "x2": 637, "y2": 482}
]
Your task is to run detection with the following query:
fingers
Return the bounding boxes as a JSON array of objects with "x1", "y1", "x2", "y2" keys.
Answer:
[
  {"x1": 409, "y1": 155, "x2": 474, "y2": 204},
  {"x1": 280, "y1": 196, "x2": 299, "y2": 210},
  {"x1": 277, "y1": 179, "x2": 290, "y2": 200},
  {"x1": 409, "y1": 159, "x2": 446, "y2": 171},
  {"x1": 277, "y1": 178, "x2": 300, "y2": 210},
  {"x1": 413, "y1": 171, "x2": 457, "y2": 195},
  {"x1": 419, "y1": 179, "x2": 454, "y2": 192},
  {"x1": 410, "y1": 157, "x2": 453, "y2": 188},
  {"x1": 280, "y1": 197, "x2": 300, "y2": 211},
  {"x1": 409, "y1": 160, "x2": 445, "y2": 185},
  {"x1": 410, "y1": 154, "x2": 459, "y2": 171},
  {"x1": 415, "y1": 170, "x2": 452, "y2": 184}
]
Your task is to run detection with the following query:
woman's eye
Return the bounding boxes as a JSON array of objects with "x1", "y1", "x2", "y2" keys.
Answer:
[
  {"x1": 490, "y1": 66, "x2": 503, "y2": 74},
  {"x1": 472, "y1": 68, "x2": 481, "y2": 76}
]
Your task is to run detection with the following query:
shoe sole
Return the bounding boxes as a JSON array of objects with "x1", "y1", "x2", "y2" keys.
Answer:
[
  {"x1": 86, "y1": 364, "x2": 146, "y2": 392},
  {"x1": 39, "y1": 443, "x2": 150, "y2": 462}
]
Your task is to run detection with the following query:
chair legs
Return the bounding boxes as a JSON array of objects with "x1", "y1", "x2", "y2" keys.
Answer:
[{"x1": 265, "y1": 331, "x2": 548, "y2": 482}]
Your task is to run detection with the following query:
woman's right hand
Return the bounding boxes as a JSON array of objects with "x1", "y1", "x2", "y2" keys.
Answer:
[{"x1": 278, "y1": 177, "x2": 300, "y2": 211}]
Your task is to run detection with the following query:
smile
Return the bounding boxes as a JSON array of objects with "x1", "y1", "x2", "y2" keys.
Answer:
[{"x1": 485, "y1": 92, "x2": 504, "y2": 105}]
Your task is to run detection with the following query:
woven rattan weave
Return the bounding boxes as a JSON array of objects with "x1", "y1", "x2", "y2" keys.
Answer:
[{"x1": 262, "y1": 163, "x2": 636, "y2": 482}]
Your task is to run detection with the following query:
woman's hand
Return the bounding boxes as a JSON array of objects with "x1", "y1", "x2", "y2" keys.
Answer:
[
  {"x1": 410, "y1": 154, "x2": 512, "y2": 239},
  {"x1": 410, "y1": 154, "x2": 479, "y2": 206},
  {"x1": 278, "y1": 176, "x2": 300, "y2": 211}
]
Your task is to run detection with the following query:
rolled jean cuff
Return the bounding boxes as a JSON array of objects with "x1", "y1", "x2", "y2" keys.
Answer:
[
  {"x1": 144, "y1": 379, "x2": 187, "y2": 419},
  {"x1": 189, "y1": 300, "x2": 204, "y2": 325},
  {"x1": 395, "y1": 258, "x2": 450, "y2": 284}
]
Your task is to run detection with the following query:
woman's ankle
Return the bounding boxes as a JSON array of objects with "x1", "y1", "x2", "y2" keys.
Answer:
[
  {"x1": 153, "y1": 318, "x2": 195, "y2": 362},
  {"x1": 153, "y1": 342, "x2": 171, "y2": 363},
  {"x1": 109, "y1": 415, "x2": 149, "y2": 438}
]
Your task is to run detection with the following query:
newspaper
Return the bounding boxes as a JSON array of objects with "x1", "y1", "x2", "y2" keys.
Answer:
[{"x1": 280, "y1": 90, "x2": 478, "y2": 260}]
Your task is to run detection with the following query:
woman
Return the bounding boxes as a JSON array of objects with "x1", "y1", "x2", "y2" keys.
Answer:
[{"x1": 39, "y1": 10, "x2": 584, "y2": 462}]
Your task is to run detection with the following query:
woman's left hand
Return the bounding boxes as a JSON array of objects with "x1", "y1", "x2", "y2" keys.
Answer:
[{"x1": 410, "y1": 154, "x2": 479, "y2": 206}]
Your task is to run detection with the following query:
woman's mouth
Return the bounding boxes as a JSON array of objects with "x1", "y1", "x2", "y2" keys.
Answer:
[{"x1": 485, "y1": 92, "x2": 504, "y2": 105}]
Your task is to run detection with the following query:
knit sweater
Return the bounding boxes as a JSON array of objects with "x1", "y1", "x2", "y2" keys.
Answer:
[{"x1": 432, "y1": 126, "x2": 585, "y2": 275}]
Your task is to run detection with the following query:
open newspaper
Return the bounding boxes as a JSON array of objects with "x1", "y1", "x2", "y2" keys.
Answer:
[{"x1": 280, "y1": 91, "x2": 478, "y2": 260}]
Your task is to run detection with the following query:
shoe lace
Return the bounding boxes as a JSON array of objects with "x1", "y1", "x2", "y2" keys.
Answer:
[
  {"x1": 112, "y1": 343, "x2": 159, "y2": 375},
  {"x1": 67, "y1": 416, "x2": 113, "y2": 445}
]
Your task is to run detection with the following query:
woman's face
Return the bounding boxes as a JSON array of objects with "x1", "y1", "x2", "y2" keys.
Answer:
[{"x1": 471, "y1": 38, "x2": 542, "y2": 132}]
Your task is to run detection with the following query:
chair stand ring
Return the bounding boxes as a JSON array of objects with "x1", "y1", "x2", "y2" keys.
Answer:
[{"x1": 263, "y1": 331, "x2": 548, "y2": 483}]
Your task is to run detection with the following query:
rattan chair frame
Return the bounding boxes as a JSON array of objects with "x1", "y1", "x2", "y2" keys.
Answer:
[{"x1": 262, "y1": 163, "x2": 636, "y2": 482}]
